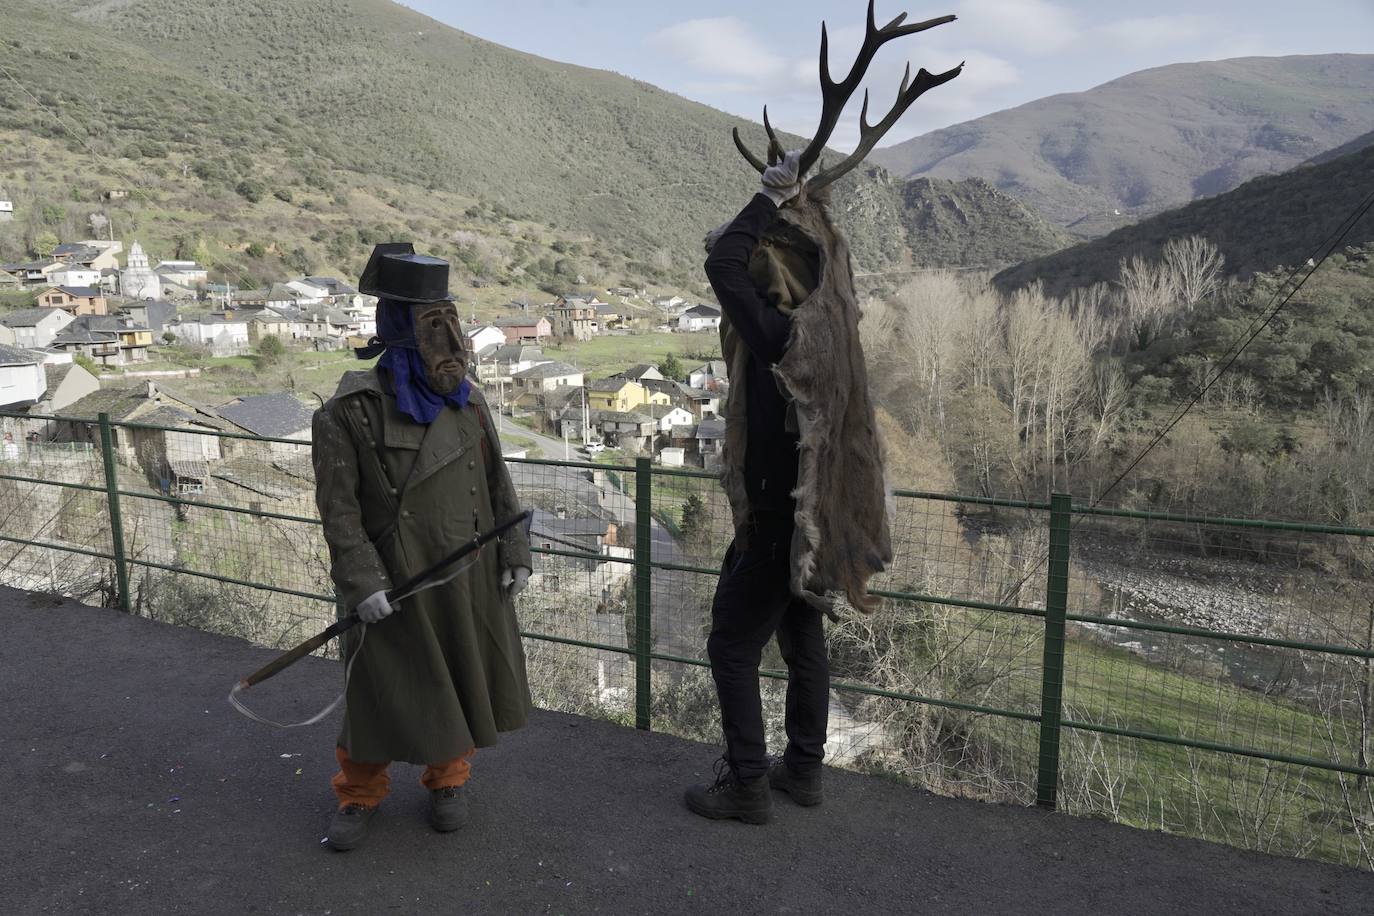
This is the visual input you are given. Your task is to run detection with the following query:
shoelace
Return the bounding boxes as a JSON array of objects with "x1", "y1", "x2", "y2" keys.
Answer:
[{"x1": 707, "y1": 755, "x2": 735, "y2": 794}]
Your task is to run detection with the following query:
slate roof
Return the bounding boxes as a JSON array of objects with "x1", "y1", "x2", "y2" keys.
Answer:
[
  {"x1": 697, "y1": 417, "x2": 727, "y2": 439},
  {"x1": 303, "y1": 277, "x2": 358, "y2": 295},
  {"x1": 217, "y1": 392, "x2": 314, "y2": 438},
  {"x1": 597, "y1": 410, "x2": 653, "y2": 425},
  {"x1": 489, "y1": 344, "x2": 544, "y2": 363},
  {"x1": 493, "y1": 316, "x2": 547, "y2": 328},
  {"x1": 512, "y1": 361, "x2": 582, "y2": 380},
  {"x1": 670, "y1": 424, "x2": 699, "y2": 439},
  {"x1": 587, "y1": 378, "x2": 636, "y2": 393},
  {"x1": 684, "y1": 305, "x2": 722, "y2": 318},
  {"x1": 0, "y1": 344, "x2": 40, "y2": 367},
  {"x1": 53, "y1": 326, "x2": 117, "y2": 346},
  {"x1": 1, "y1": 308, "x2": 67, "y2": 328},
  {"x1": 616, "y1": 364, "x2": 659, "y2": 380},
  {"x1": 58, "y1": 387, "x2": 151, "y2": 421},
  {"x1": 54, "y1": 286, "x2": 103, "y2": 298}
]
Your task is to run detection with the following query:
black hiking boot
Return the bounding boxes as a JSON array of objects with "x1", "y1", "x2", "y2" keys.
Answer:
[
  {"x1": 768, "y1": 758, "x2": 823, "y2": 807},
  {"x1": 326, "y1": 803, "x2": 378, "y2": 851},
  {"x1": 429, "y1": 785, "x2": 469, "y2": 833},
  {"x1": 684, "y1": 757, "x2": 772, "y2": 825}
]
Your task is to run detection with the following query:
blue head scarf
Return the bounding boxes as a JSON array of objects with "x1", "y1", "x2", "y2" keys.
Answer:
[{"x1": 355, "y1": 298, "x2": 471, "y2": 425}]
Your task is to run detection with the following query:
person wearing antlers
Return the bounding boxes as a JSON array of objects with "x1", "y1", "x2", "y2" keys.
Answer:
[
  {"x1": 312, "y1": 243, "x2": 533, "y2": 851},
  {"x1": 685, "y1": 3, "x2": 962, "y2": 824}
]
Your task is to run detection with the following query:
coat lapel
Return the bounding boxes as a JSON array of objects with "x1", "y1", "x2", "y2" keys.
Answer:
[{"x1": 402, "y1": 403, "x2": 473, "y2": 495}]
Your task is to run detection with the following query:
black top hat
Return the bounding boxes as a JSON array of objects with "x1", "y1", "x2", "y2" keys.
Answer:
[{"x1": 358, "y1": 242, "x2": 455, "y2": 303}]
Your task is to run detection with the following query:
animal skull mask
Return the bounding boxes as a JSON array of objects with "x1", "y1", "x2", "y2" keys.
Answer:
[{"x1": 413, "y1": 301, "x2": 467, "y2": 395}]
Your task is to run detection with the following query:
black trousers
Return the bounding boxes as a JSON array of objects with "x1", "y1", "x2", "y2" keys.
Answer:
[{"x1": 706, "y1": 518, "x2": 829, "y2": 782}]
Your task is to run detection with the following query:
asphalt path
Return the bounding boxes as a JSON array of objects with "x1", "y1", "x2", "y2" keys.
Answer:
[{"x1": 4, "y1": 589, "x2": 1371, "y2": 915}]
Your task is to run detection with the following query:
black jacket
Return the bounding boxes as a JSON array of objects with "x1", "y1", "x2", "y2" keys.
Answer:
[{"x1": 704, "y1": 194, "x2": 798, "y2": 517}]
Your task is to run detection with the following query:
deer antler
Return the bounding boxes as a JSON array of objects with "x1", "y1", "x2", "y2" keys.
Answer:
[{"x1": 733, "y1": 1, "x2": 962, "y2": 191}]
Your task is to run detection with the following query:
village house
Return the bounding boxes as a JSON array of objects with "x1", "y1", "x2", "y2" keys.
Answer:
[
  {"x1": 54, "y1": 241, "x2": 123, "y2": 273},
  {"x1": 595, "y1": 410, "x2": 658, "y2": 452},
  {"x1": 473, "y1": 344, "x2": 550, "y2": 383},
  {"x1": 36, "y1": 285, "x2": 108, "y2": 317},
  {"x1": 167, "y1": 313, "x2": 250, "y2": 357},
  {"x1": 696, "y1": 416, "x2": 726, "y2": 469},
  {"x1": 594, "y1": 302, "x2": 628, "y2": 331},
  {"x1": 0, "y1": 268, "x2": 20, "y2": 290},
  {"x1": 0, "y1": 309, "x2": 76, "y2": 349},
  {"x1": 464, "y1": 325, "x2": 506, "y2": 354},
  {"x1": 217, "y1": 392, "x2": 314, "y2": 462},
  {"x1": 247, "y1": 309, "x2": 296, "y2": 345},
  {"x1": 493, "y1": 315, "x2": 551, "y2": 345},
  {"x1": 678, "y1": 304, "x2": 723, "y2": 333},
  {"x1": 55, "y1": 382, "x2": 226, "y2": 484},
  {"x1": 1, "y1": 260, "x2": 65, "y2": 289},
  {"x1": 652, "y1": 295, "x2": 687, "y2": 311},
  {"x1": 688, "y1": 360, "x2": 729, "y2": 390},
  {"x1": 614, "y1": 364, "x2": 665, "y2": 384},
  {"x1": 647, "y1": 404, "x2": 694, "y2": 434},
  {"x1": 586, "y1": 378, "x2": 649, "y2": 413},
  {"x1": 233, "y1": 283, "x2": 303, "y2": 312},
  {"x1": 681, "y1": 386, "x2": 723, "y2": 419},
  {"x1": 155, "y1": 260, "x2": 209, "y2": 289},
  {"x1": 50, "y1": 265, "x2": 102, "y2": 289},
  {"x1": 529, "y1": 509, "x2": 621, "y2": 555},
  {"x1": 51, "y1": 316, "x2": 153, "y2": 367},
  {"x1": 0, "y1": 345, "x2": 47, "y2": 410},
  {"x1": 511, "y1": 361, "x2": 584, "y2": 395},
  {"x1": 122, "y1": 300, "x2": 179, "y2": 336},
  {"x1": 550, "y1": 302, "x2": 598, "y2": 341}
]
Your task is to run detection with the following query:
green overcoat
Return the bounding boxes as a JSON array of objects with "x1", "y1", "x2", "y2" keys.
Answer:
[{"x1": 312, "y1": 369, "x2": 533, "y2": 764}]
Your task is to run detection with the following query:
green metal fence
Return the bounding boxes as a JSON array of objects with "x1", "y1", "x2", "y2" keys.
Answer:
[{"x1": 1, "y1": 410, "x2": 1372, "y2": 869}]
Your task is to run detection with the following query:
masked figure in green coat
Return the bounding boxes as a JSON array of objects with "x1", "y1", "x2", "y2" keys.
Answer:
[{"x1": 312, "y1": 243, "x2": 533, "y2": 851}]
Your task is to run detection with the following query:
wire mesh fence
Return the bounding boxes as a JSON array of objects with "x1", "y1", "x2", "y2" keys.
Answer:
[{"x1": 2, "y1": 410, "x2": 1372, "y2": 869}]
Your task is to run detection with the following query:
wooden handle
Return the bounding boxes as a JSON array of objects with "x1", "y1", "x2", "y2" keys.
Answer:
[{"x1": 240, "y1": 617, "x2": 357, "y2": 688}]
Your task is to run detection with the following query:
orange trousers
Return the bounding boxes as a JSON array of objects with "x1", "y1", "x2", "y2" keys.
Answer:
[{"x1": 331, "y1": 745, "x2": 475, "y2": 808}]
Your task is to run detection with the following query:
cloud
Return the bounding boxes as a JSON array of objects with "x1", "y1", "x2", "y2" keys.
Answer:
[
  {"x1": 647, "y1": 17, "x2": 786, "y2": 82},
  {"x1": 1094, "y1": 14, "x2": 1220, "y2": 51},
  {"x1": 956, "y1": 0, "x2": 1081, "y2": 55}
]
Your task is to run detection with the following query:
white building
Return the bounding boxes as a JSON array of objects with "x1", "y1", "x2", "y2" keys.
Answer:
[
  {"x1": 169, "y1": 314, "x2": 250, "y2": 356},
  {"x1": 284, "y1": 279, "x2": 330, "y2": 305},
  {"x1": 677, "y1": 305, "x2": 723, "y2": 333},
  {"x1": 120, "y1": 241, "x2": 161, "y2": 300},
  {"x1": 464, "y1": 325, "x2": 506, "y2": 354},
  {"x1": 688, "y1": 360, "x2": 729, "y2": 390},
  {"x1": 0, "y1": 345, "x2": 47, "y2": 409},
  {"x1": 156, "y1": 260, "x2": 208, "y2": 288},
  {"x1": 51, "y1": 266, "x2": 102, "y2": 289},
  {"x1": 653, "y1": 406, "x2": 695, "y2": 433}
]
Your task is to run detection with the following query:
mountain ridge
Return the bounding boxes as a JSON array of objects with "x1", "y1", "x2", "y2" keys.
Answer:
[{"x1": 871, "y1": 54, "x2": 1374, "y2": 239}]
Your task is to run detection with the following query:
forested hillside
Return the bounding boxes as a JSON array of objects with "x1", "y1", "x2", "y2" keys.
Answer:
[{"x1": 993, "y1": 144, "x2": 1374, "y2": 295}]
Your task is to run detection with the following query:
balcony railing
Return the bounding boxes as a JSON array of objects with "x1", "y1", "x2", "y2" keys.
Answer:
[{"x1": 0, "y1": 409, "x2": 1371, "y2": 870}]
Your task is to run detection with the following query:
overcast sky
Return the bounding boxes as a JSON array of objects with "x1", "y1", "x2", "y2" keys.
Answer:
[{"x1": 404, "y1": 1, "x2": 1373, "y2": 150}]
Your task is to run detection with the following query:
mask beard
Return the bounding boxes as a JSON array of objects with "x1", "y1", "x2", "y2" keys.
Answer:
[{"x1": 413, "y1": 302, "x2": 467, "y2": 394}]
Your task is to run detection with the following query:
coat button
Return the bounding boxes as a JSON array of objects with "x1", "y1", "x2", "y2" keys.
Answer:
[
  {"x1": 470, "y1": 486, "x2": 477, "y2": 495},
  {"x1": 361, "y1": 415, "x2": 370, "y2": 425},
  {"x1": 467, "y1": 460, "x2": 475, "y2": 470},
  {"x1": 390, "y1": 487, "x2": 399, "y2": 496}
]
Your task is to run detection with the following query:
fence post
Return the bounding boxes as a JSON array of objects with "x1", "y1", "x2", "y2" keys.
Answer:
[
  {"x1": 98, "y1": 413, "x2": 131, "y2": 612},
  {"x1": 633, "y1": 457, "x2": 653, "y2": 730},
  {"x1": 1036, "y1": 491, "x2": 1072, "y2": 808}
]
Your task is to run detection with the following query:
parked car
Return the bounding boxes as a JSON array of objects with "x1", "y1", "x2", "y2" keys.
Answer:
[{"x1": 585, "y1": 440, "x2": 606, "y2": 454}]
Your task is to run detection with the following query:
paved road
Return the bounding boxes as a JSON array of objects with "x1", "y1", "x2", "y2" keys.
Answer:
[{"x1": 3, "y1": 589, "x2": 1371, "y2": 915}]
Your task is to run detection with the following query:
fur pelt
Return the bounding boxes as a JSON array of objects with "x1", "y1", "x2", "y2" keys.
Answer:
[{"x1": 718, "y1": 190, "x2": 894, "y2": 614}]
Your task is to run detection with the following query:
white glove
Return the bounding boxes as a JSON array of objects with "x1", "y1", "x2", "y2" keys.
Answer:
[
  {"x1": 760, "y1": 150, "x2": 803, "y2": 207},
  {"x1": 356, "y1": 590, "x2": 395, "y2": 624},
  {"x1": 500, "y1": 566, "x2": 531, "y2": 598}
]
